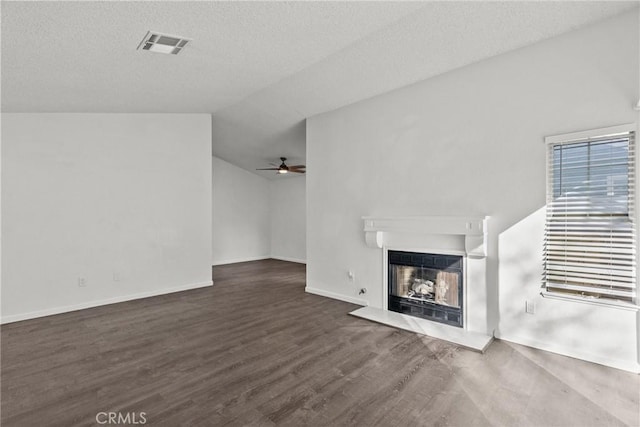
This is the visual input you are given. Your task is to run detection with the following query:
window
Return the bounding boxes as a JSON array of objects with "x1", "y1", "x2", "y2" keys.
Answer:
[{"x1": 544, "y1": 125, "x2": 636, "y2": 305}]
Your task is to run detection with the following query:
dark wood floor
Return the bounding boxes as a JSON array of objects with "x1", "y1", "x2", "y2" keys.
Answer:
[{"x1": 2, "y1": 259, "x2": 638, "y2": 426}]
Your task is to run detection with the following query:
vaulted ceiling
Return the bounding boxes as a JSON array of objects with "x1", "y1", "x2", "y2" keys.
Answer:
[{"x1": 2, "y1": 1, "x2": 637, "y2": 178}]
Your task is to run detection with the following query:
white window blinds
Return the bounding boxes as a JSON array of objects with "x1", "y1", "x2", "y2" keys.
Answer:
[{"x1": 544, "y1": 129, "x2": 636, "y2": 303}]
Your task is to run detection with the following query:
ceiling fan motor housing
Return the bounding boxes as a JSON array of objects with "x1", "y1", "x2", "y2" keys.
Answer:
[{"x1": 279, "y1": 158, "x2": 289, "y2": 173}]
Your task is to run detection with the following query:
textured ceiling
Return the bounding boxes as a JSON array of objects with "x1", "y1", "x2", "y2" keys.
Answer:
[{"x1": 2, "y1": 1, "x2": 638, "y2": 178}]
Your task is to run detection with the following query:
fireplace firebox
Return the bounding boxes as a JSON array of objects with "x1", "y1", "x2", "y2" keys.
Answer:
[{"x1": 388, "y1": 250, "x2": 463, "y2": 327}]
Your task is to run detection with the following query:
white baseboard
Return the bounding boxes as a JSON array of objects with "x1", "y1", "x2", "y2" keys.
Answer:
[
  {"x1": 305, "y1": 286, "x2": 368, "y2": 306},
  {"x1": 212, "y1": 256, "x2": 269, "y2": 266},
  {"x1": 271, "y1": 256, "x2": 306, "y2": 264},
  {"x1": 1, "y1": 281, "x2": 213, "y2": 324},
  {"x1": 495, "y1": 331, "x2": 640, "y2": 374}
]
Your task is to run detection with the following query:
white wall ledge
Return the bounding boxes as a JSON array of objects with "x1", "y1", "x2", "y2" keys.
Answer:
[{"x1": 362, "y1": 216, "x2": 489, "y2": 257}]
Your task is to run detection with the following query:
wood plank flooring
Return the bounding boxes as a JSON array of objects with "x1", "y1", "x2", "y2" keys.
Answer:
[{"x1": 2, "y1": 259, "x2": 638, "y2": 426}]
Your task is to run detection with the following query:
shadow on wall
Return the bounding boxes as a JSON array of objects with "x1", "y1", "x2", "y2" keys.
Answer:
[{"x1": 496, "y1": 205, "x2": 636, "y2": 368}]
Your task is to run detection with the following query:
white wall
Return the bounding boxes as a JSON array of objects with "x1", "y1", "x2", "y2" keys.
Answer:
[
  {"x1": 2, "y1": 113, "x2": 212, "y2": 322},
  {"x1": 306, "y1": 11, "x2": 639, "y2": 372},
  {"x1": 212, "y1": 156, "x2": 270, "y2": 265},
  {"x1": 269, "y1": 176, "x2": 306, "y2": 263}
]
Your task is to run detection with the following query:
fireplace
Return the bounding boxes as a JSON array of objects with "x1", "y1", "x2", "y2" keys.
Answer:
[
  {"x1": 348, "y1": 216, "x2": 491, "y2": 351},
  {"x1": 388, "y1": 250, "x2": 463, "y2": 327}
]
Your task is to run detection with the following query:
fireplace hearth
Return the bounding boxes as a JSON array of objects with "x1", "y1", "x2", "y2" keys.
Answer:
[{"x1": 388, "y1": 250, "x2": 463, "y2": 327}]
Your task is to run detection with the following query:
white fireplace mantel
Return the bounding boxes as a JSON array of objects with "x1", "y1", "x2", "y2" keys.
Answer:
[{"x1": 362, "y1": 216, "x2": 488, "y2": 258}]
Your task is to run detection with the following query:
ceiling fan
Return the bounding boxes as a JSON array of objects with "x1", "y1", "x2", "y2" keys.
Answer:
[{"x1": 257, "y1": 157, "x2": 306, "y2": 174}]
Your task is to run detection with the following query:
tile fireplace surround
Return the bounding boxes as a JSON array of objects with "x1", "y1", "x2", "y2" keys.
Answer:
[{"x1": 350, "y1": 216, "x2": 493, "y2": 352}]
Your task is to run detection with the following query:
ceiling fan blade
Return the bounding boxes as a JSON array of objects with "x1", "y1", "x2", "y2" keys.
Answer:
[
  {"x1": 291, "y1": 170, "x2": 306, "y2": 173},
  {"x1": 288, "y1": 165, "x2": 306, "y2": 169},
  {"x1": 256, "y1": 168, "x2": 279, "y2": 171}
]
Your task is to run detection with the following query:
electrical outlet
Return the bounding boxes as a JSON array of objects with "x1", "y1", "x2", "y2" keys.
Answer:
[
  {"x1": 348, "y1": 270, "x2": 355, "y2": 281},
  {"x1": 525, "y1": 300, "x2": 535, "y2": 314},
  {"x1": 78, "y1": 277, "x2": 87, "y2": 287}
]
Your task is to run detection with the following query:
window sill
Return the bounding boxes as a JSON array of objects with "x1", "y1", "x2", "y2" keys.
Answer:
[{"x1": 540, "y1": 291, "x2": 640, "y2": 311}]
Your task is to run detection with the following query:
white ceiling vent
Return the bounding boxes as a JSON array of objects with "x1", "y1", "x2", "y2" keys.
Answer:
[{"x1": 137, "y1": 31, "x2": 191, "y2": 55}]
